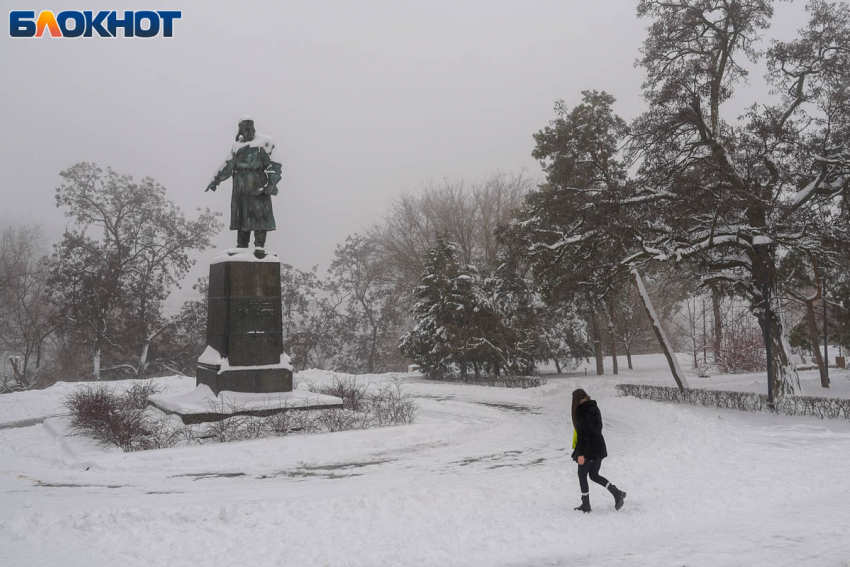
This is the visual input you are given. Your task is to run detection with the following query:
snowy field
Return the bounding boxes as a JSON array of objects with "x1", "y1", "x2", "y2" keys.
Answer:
[{"x1": 1, "y1": 354, "x2": 849, "y2": 567}]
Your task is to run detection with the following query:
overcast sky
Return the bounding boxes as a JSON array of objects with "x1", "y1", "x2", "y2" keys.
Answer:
[{"x1": 0, "y1": 0, "x2": 810, "y2": 309}]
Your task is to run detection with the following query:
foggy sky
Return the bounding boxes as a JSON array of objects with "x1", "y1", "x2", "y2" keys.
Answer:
[{"x1": 0, "y1": 0, "x2": 810, "y2": 309}]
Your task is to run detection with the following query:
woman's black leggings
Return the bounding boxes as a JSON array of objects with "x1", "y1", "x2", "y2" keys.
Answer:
[{"x1": 578, "y1": 460, "x2": 609, "y2": 494}]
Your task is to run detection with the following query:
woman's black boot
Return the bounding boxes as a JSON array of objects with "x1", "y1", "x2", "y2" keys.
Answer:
[
  {"x1": 607, "y1": 484, "x2": 626, "y2": 511},
  {"x1": 574, "y1": 495, "x2": 591, "y2": 513}
]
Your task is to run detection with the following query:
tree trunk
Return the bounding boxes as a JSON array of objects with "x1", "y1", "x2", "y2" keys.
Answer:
[
  {"x1": 608, "y1": 302, "x2": 619, "y2": 375},
  {"x1": 754, "y1": 305, "x2": 802, "y2": 397},
  {"x1": 93, "y1": 347, "x2": 101, "y2": 380},
  {"x1": 553, "y1": 357, "x2": 561, "y2": 373},
  {"x1": 137, "y1": 339, "x2": 150, "y2": 377},
  {"x1": 625, "y1": 347, "x2": 633, "y2": 370},
  {"x1": 590, "y1": 310, "x2": 604, "y2": 375},
  {"x1": 822, "y1": 294, "x2": 829, "y2": 386},
  {"x1": 752, "y1": 248, "x2": 802, "y2": 398},
  {"x1": 9, "y1": 357, "x2": 29, "y2": 388},
  {"x1": 368, "y1": 326, "x2": 377, "y2": 374},
  {"x1": 632, "y1": 270, "x2": 688, "y2": 391},
  {"x1": 806, "y1": 301, "x2": 828, "y2": 388},
  {"x1": 711, "y1": 285, "x2": 723, "y2": 366},
  {"x1": 702, "y1": 297, "x2": 707, "y2": 364}
]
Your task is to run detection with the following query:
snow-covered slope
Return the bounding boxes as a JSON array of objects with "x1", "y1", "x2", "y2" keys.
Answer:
[{"x1": 1, "y1": 357, "x2": 849, "y2": 567}]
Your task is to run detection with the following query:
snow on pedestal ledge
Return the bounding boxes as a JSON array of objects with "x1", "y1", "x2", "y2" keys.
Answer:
[
  {"x1": 148, "y1": 385, "x2": 343, "y2": 423},
  {"x1": 198, "y1": 346, "x2": 293, "y2": 373},
  {"x1": 211, "y1": 247, "x2": 280, "y2": 264}
]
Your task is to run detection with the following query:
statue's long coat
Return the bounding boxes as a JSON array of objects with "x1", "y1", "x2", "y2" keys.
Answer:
[{"x1": 211, "y1": 135, "x2": 282, "y2": 231}]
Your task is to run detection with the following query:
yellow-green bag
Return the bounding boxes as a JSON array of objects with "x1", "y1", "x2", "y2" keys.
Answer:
[{"x1": 572, "y1": 429, "x2": 577, "y2": 449}]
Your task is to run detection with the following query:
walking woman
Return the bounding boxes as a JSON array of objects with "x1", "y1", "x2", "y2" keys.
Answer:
[{"x1": 571, "y1": 388, "x2": 626, "y2": 513}]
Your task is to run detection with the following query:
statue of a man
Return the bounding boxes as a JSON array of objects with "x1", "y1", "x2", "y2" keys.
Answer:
[{"x1": 206, "y1": 116, "x2": 282, "y2": 256}]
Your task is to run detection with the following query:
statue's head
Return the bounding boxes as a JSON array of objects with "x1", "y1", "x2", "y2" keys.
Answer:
[{"x1": 236, "y1": 116, "x2": 255, "y2": 142}]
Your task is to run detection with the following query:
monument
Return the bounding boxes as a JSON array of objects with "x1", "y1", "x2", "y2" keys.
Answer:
[
  {"x1": 198, "y1": 116, "x2": 291, "y2": 394},
  {"x1": 149, "y1": 117, "x2": 342, "y2": 422}
]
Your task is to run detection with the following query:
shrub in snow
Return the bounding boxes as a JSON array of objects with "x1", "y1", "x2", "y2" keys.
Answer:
[
  {"x1": 124, "y1": 382, "x2": 161, "y2": 410},
  {"x1": 202, "y1": 413, "x2": 249, "y2": 443},
  {"x1": 617, "y1": 384, "x2": 850, "y2": 420},
  {"x1": 317, "y1": 408, "x2": 360, "y2": 432},
  {"x1": 288, "y1": 408, "x2": 321, "y2": 434},
  {"x1": 264, "y1": 409, "x2": 294, "y2": 436},
  {"x1": 63, "y1": 382, "x2": 183, "y2": 452},
  {"x1": 368, "y1": 380, "x2": 417, "y2": 426},
  {"x1": 241, "y1": 417, "x2": 269, "y2": 440},
  {"x1": 139, "y1": 412, "x2": 185, "y2": 450},
  {"x1": 305, "y1": 376, "x2": 418, "y2": 427},
  {"x1": 714, "y1": 319, "x2": 767, "y2": 374},
  {"x1": 65, "y1": 377, "x2": 419, "y2": 452},
  {"x1": 306, "y1": 375, "x2": 369, "y2": 411},
  {"x1": 197, "y1": 412, "x2": 293, "y2": 442}
]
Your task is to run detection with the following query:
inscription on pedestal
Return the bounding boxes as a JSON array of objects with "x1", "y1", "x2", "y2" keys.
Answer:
[{"x1": 237, "y1": 298, "x2": 276, "y2": 316}]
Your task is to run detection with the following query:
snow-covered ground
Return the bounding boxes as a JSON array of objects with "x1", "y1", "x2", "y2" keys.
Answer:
[{"x1": 1, "y1": 355, "x2": 849, "y2": 567}]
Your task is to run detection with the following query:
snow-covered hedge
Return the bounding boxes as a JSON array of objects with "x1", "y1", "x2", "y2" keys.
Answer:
[
  {"x1": 616, "y1": 383, "x2": 850, "y2": 420},
  {"x1": 424, "y1": 374, "x2": 547, "y2": 389}
]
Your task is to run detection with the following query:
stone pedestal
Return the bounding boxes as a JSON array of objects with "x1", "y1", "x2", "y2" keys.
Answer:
[{"x1": 196, "y1": 249, "x2": 293, "y2": 395}]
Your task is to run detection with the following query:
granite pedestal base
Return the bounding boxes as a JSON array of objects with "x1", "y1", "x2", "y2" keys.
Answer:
[
  {"x1": 196, "y1": 248, "x2": 292, "y2": 396},
  {"x1": 197, "y1": 364, "x2": 293, "y2": 395}
]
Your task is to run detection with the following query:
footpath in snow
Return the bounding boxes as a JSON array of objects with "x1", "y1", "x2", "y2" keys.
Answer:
[{"x1": 1, "y1": 354, "x2": 849, "y2": 567}]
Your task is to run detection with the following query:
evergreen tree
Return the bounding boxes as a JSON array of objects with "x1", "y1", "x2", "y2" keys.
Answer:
[
  {"x1": 400, "y1": 236, "x2": 488, "y2": 377},
  {"x1": 401, "y1": 238, "x2": 592, "y2": 377}
]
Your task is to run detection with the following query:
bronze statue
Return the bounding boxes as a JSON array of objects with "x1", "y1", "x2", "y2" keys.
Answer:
[{"x1": 206, "y1": 116, "x2": 282, "y2": 256}]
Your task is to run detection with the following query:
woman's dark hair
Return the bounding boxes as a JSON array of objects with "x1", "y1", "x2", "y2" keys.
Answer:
[{"x1": 571, "y1": 388, "x2": 589, "y2": 429}]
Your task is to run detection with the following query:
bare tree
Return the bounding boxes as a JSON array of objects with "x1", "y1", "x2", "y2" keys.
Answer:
[
  {"x1": 50, "y1": 163, "x2": 222, "y2": 379},
  {"x1": 372, "y1": 171, "x2": 533, "y2": 299},
  {"x1": 0, "y1": 226, "x2": 59, "y2": 390},
  {"x1": 610, "y1": 285, "x2": 654, "y2": 370},
  {"x1": 671, "y1": 293, "x2": 710, "y2": 373},
  {"x1": 328, "y1": 235, "x2": 407, "y2": 374},
  {"x1": 473, "y1": 172, "x2": 533, "y2": 265},
  {"x1": 279, "y1": 264, "x2": 347, "y2": 371}
]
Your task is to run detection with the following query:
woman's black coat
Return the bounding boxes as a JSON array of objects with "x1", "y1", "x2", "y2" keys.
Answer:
[{"x1": 571, "y1": 399, "x2": 608, "y2": 462}]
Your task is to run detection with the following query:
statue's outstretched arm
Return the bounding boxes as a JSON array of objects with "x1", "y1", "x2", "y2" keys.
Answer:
[{"x1": 206, "y1": 154, "x2": 236, "y2": 192}]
